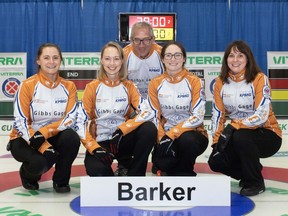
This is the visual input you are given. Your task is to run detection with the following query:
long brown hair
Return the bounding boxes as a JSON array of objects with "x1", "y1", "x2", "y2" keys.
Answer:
[{"x1": 220, "y1": 40, "x2": 261, "y2": 83}]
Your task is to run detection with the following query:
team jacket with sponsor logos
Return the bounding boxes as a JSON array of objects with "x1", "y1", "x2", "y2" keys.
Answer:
[
  {"x1": 148, "y1": 68, "x2": 208, "y2": 142},
  {"x1": 9, "y1": 71, "x2": 78, "y2": 153},
  {"x1": 211, "y1": 70, "x2": 282, "y2": 144},
  {"x1": 123, "y1": 43, "x2": 164, "y2": 98},
  {"x1": 74, "y1": 77, "x2": 154, "y2": 154}
]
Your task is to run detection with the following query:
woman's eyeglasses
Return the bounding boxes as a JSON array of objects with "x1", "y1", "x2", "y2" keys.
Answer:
[{"x1": 164, "y1": 52, "x2": 183, "y2": 60}]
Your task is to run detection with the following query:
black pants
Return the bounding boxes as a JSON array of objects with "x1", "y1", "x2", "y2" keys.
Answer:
[
  {"x1": 85, "y1": 121, "x2": 157, "y2": 176},
  {"x1": 154, "y1": 131, "x2": 208, "y2": 176},
  {"x1": 208, "y1": 128, "x2": 282, "y2": 186},
  {"x1": 10, "y1": 129, "x2": 80, "y2": 185}
]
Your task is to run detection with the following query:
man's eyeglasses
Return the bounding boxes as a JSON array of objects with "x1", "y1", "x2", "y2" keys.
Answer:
[
  {"x1": 164, "y1": 52, "x2": 183, "y2": 60},
  {"x1": 132, "y1": 37, "x2": 152, "y2": 45}
]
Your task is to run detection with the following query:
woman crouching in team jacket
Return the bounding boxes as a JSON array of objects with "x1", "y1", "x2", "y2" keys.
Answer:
[
  {"x1": 208, "y1": 40, "x2": 282, "y2": 196},
  {"x1": 148, "y1": 41, "x2": 209, "y2": 176},
  {"x1": 8, "y1": 43, "x2": 80, "y2": 193},
  {"x1": 74, "y1": 41, "x2": 157, "y2": 176}
]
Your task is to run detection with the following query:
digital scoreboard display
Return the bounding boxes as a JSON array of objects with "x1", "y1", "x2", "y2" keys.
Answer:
[{"x1": 119, "y1": 13, "x2": 176, "y2": 43}]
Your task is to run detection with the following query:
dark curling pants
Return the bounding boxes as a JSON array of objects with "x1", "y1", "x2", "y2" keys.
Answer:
[
  {"x1": 208, "y1": 128, "x2": 281, "y2": 186},
  {"x1": 85, "y1": 121, "x2": 157, "y2": 176},
  {"x1": 10, "y1": 129, "x2": 80, "y2": 185}
]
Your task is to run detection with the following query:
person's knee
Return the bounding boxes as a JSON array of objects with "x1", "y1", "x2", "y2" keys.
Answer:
[
  {"x1": 29, "y1": 156, "x2": 47, "y2": 175},
  {"x1": 231, "y1": 130, "x2": 251, "y2": 150},
  {"x1": 154, "y1": 156, "x2": 177, "y2": 173},
  {"x1": 208, "y1": 157, "x2": 221, "y2": 172},
  {"x1": 140, "y1": 122, "x2": 157, "y2": 137},
  {"x1": 57, "y1": 130, "x2": 80, "y2": 155},
  {"x1": 62, "y1": 129, "x2": 80, "y2": 147},
  {"x1": 180, "y1": 141, "x2": 207, "y2": 158},
  {"x1": 134, "y1": 122, "x2": 157, "y2": 152},
  {"x1": 208, "y1": 153, "x2": 228, "y2": 173},
  {"x1": 85, "y1": 162, "x2": 113, "y2": 176},
  {"x1": 179, "y1": 132, "x2": 208, "y2": 155}
]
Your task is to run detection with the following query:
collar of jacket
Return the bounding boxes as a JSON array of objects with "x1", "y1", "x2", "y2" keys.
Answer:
[
  {"x1": 164, "y1": 68, "x2": 187, "y2": 83},
  {"x1": 38, "y1": 70, "x2": 61, "y2": 89},
  {"x1": 102, "y1": 75, "x2": 121, "y2": 87},
  {"x1": 228, "y1": 69, "x2": 246, "y2": 82}
]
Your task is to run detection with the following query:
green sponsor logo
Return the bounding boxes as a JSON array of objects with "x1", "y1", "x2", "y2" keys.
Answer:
[
  {"x1": 0, "y1": 72, "x2": 24, "y2": 76},
  {"x1": 204, "y1": 124, "x2": 212, "y2": 132},
  {"x1": 1, "y1": 124, "x2": 12, "y2": 132},
  {"x1": 207, "y1": 71, "x2": 220, "y2": 76},
  {"x1": 0, "y1": 57, "x2": 23, "y2": 65},
  {"x1": 204, "y1": 123, "x2": 287, "y2": 134},
  {"x1": 13, "y1": 183, "x2": 80, "y2": 197},
  {"x1": 0, "y1": 206, "x2": 41, "y2": 215},
  {"x1": 274, "y1": 151, "x2": 288, "y2": 157},
  {"x1": 231, "y1": 182, "x2": 288, "y2": 195},
  {"x1": 63, "y1": 57, "x2": 100, "y2": 66},
  {"x1": 273, "y1": 56, "x2": 288, "y2": 64},
  {"x1": 279, "y1": 123, "x2": 287, "y2": 131},
  {"x1": 187, "y1": 56, "x2": 222, "y2": 65}
]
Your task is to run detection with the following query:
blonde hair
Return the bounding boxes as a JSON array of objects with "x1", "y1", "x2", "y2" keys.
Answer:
[{"x1": 98, "y1": 41, "x2": 127, "y2": 81}]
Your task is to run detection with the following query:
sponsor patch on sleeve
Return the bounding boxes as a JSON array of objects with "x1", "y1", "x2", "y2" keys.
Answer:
[{"x1": 262, "y1": 85, "x2": 270, "y2": 99}]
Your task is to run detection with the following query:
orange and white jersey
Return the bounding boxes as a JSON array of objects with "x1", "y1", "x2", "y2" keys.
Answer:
[
  {"x1": 74, "y1": 77, "x2": 154, "y2": 153},
  {"x1": 148, "y1": 68, "x2": 208, "y2": 142},
  {"x1": 10, "y1": 71, "x2": 78, "y2": 143},
  {"x1": 212, "y1": 71, "x2": 282, "y2": 144},
  {"x1": 123, "y1": 43, "x2": 164, "y2": 98}
]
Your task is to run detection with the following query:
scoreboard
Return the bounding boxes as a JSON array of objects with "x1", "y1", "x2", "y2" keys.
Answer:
[{"x1": 119, "y1": 13, "x2": 176, "y2": 43}]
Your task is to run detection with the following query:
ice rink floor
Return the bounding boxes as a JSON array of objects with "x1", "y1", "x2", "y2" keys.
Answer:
[{"x1": 0, "y1": 119, "x2": 287, "y2": 216}]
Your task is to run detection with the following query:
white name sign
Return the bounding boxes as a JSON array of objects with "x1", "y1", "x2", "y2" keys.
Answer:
[{"x1": 80, "y1": 176, "x2": 230, "y2": 207}]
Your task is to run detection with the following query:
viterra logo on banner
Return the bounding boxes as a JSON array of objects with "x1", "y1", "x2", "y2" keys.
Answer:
[
  {"x1": 62, "y1": 56, "x2": 100, "y2": 66},
  {"x1": 267, "y1": 52, "x2": 288, "y2": 66},
  {"x1": 267, "y1": 52, "x2": 288, "y2": 102},
  {"x1": 61, "y1": 53, "x2": 101, "y2": 69},
  {"x1": 186, "y1": 55, "x2": 223, "y2": 66},
  {"x1": 0, "y1": 53, "x2": 27, "y2": 101},
  {"x1": 272, "y1": 55, "x2": 288, "y2": 64},
  {"x1": 0, "y1": 57, "x2": 24, "y2": 66}
]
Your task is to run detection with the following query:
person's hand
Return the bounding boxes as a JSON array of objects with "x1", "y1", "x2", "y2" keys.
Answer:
[
  {"x1": 42, "y1": 146, "x2": 59, "y2": 168},
  {"x1": 92, "y1": 147, "x2": 114, "y2": 167},
  {"x1": 217, "y1": 124, "x2": 236, "y2": 152},
  {"x1": 29, "y1": 131, "x2": 45, "y2": 150},
  {"x1": 211, "y1": 144, "x2": 220, "y2": 157},
  {"x1": 153, "y1": 144, "x2": 177, "y2": 172},
  {"x1": 109, "y1": 129, "x2": 123, "y2": 155},
  {"x1": 157, "y1": 135, "x2": 175, "y2": 158}
]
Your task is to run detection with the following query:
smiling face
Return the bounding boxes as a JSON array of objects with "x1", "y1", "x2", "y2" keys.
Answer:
[
  {"x1": 37, "y1": 47, "x2": 62, "y2": 81},
  {"x1": 131, "y1": 26, "x2": 154, "y2": 59},
  {"x1": 101, "y1": 46, "x2": 123, "y2": 81},
  {"x1": 162, "y1": 44, "x2": 185, "y2": 76},
  {"x1": 227, "y1": 47, "x2": 247, "y2": 75}
]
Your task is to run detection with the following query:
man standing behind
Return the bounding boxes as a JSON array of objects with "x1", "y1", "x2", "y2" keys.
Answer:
[
  {"x1": 123, "y1": 21, "x2": 164, "y2": 99},
  {"x1": 115, "y1": 22, "x2": 163, "y2": 176}
]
